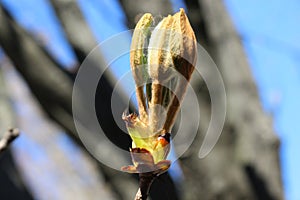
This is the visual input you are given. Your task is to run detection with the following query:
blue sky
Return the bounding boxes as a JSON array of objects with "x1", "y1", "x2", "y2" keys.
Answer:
[{"x1": 0, "y1": 0, "x2": 299, "y2": 199}]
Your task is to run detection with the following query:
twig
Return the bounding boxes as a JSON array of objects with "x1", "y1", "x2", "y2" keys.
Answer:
[
  {"x1": 0, "y1": 128, "x2": 20, "y2": 154},
  {"x1": 134, "y1": 172, "x2": 156, "y2": 200}
]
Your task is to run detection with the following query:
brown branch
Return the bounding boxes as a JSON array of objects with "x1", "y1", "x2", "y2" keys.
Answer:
[
  {"x1": 49, "y1": 0, "x2": 107, "y2": 65},
  {"x1": 135, "y1": 173, "x2": 156, "y2": 200},
  {"x1": 0, "y1": 128, "x2": 20, "y2": 154}
]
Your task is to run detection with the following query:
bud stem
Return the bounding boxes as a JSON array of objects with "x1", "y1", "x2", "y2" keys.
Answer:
[{"x1": 134, "y1": 172, "x2": 156, "y2": 200}]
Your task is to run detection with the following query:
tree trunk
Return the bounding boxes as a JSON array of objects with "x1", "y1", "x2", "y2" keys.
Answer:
[{"x1": 179, "y1": 0, "x2": 283, "y2": 199}]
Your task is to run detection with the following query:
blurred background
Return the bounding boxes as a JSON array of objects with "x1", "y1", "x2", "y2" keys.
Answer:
[{"x1": 0, "y1": 0, "x2": 298, "y2": 199}]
